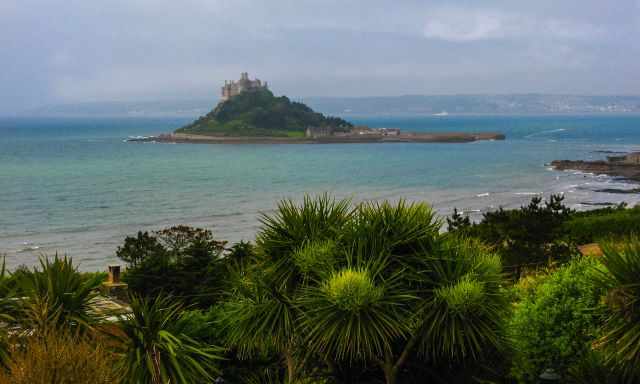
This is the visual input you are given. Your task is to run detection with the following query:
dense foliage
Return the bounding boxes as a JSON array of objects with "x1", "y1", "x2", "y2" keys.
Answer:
[
  {"x1": 565, "y1": 204, "x2": 640, "y2": 244},
  {"x1": 222, "y1": 195, "x2": 507, "y2": 384},
  {"x1": 177, "y1": 88, "x2": 352, "y2": 136},
  {"x1": 112, "y1": 294, "x2": 223, "y2": 384},
  {"x1": 3, "y1": 195, "x2": 640, "y2": 383},
  {"x1": 508, "y1": 257, "x2": 607, "y2": 382},
  {"x1": 448, "y1": 195, "x2": 640, "y2": 275},
  {"x1": 117, "y1": 226, "x2": 227, "y2": 307},
  {"x1": 449, "y1": 194, "x2": 572, "y2": 270}
]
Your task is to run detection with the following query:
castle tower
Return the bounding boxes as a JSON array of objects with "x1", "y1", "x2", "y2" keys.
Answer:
[{"x1": 220, "y1": 73, "x2": 267, "y2": 102}]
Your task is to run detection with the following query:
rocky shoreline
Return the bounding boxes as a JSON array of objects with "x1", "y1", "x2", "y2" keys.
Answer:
[
  {"x1": 551, "y1": 159, "x2": 640, "y2": 182},
  {"x1": 131, "y1": 132, "x2": 506, "y2": 145}
]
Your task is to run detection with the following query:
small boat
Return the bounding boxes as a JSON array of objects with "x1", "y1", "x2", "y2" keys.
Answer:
[{"x1": 433, "y1": 111, "x2": 449, "y2": 116}]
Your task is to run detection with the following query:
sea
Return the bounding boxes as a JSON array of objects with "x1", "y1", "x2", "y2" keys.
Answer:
[{"x1": 2, "y1": 114, "x2": 640, "y2": 270}]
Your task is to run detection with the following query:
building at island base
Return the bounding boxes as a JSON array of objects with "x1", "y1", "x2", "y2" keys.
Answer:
[
  {"x1": 221, "y1": 72, "x2": 268, "y2": 101},
  {"x1": 305, "y1": 125, "x2": 402, "y2": 139}
]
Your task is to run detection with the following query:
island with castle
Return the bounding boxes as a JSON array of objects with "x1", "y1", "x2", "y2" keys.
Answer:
[{"x1": 135, "y1": 73, "x2": 505, "y2": 144}]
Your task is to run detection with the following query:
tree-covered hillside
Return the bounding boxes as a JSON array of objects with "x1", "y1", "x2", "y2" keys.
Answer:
[{"x1": 176, "y1": 88, "x2": 352, "y2": 137}]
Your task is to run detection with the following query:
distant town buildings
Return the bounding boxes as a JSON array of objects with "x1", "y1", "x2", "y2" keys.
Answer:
[
  {"x1": 608, "y1": 152, "x2": 640, "y2": 165},
  {"x1": 221, "y1": 72, "x2": 268, "y2": 101}
]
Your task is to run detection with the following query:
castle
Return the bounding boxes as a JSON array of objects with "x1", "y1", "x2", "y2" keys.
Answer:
[{"x1": 220, "y1": 72, "x2": 268, "y2": 101}]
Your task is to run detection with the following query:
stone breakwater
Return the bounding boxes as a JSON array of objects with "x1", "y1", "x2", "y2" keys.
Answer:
[
  {"x1": 133, "y1": 132, "x2": 506, "y2": 144},
  {"x1": 551, "y1": 160, "x2": 640, "y2": 182}
]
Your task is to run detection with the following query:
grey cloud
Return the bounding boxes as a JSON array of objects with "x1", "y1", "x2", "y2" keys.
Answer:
[{"x1": 0, "y1": 0, "x2": 638, "y2": 114}]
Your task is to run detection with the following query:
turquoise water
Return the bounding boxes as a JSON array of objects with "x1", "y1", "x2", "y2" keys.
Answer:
[{"x1": 2, "y1": 114, "x2": 640, "y2": 270}]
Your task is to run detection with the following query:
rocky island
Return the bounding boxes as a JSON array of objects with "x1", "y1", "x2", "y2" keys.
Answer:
[
  {"x1": 551, "y1": 152, "x2": 640, "y2": 182},
  {"x1": 133, "y1": 73, "x2": 506, "y2": 144}
]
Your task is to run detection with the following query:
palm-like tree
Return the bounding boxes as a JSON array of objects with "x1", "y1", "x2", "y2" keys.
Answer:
[
  {"x1": 411, "y1": 237, "x2": 506, "y2": 364},
  {"x1": 225, "y1": 195, "x2": 507, "y2": 384},
  {"x1": 18, "y1": 255, "x2": 102, "y2": 331},
  {"x1": 113, "y1": 294, "x2": 223, "y2": 384},
  {"x1": 302, "y1": 201, "x2": 507, "y2": 384},
  {"x1": 596, "y1": 238, "x2": 640, "y2": 380},
  {"x1": 223, "y1": 194, "x2": 353, "y2": 383}
]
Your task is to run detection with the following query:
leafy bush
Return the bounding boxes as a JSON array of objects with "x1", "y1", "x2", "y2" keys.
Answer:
[
  {"x1": 508, "y1": 256, "x2": 607, "y2": 383},
  {"x1": 117, "y1": 226, "x2": 227, "y2": 307},
  {"x1": 457, "y1": 194, "x2": 573, "y2": 271}
]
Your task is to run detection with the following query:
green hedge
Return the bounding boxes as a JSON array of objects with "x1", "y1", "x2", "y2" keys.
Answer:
[{"x1": 564, "y1": 205, "x2": 640, "y2": 244}]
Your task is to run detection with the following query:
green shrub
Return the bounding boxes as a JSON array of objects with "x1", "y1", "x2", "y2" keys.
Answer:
[
  {"x1": 117, "y1": 226, "x2": 227, "y2": 307},
  {"x1": 508, "y1": 256, "x2": 607, "y2": 382},
  {"x1": 564, "y1": 205, "x2": 640, "y2": 244},
  {"x1": 451, "y1": 194, "x2": 573, "y2": 272}
]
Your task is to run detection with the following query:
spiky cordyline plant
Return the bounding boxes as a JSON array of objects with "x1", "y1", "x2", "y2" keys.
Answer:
[
  {"x1": 346, "y1": 199, "x2": 441, "y2": 272},
  {"x1": 19, "y1": 255, "x2": 103, "y2": 331},
  {"x1": 257, "y1": 194, "x2": 352, "y2": 268},
  {"x1": 344, "y1": 199, "x2": 505, "y2": 384},
  {"x1": 298, "y1": 265, "x2": 414, "y2": 363},
  {"x1": 295, "y1": 199, "x2": 506, "y2": 384},
  {"x1": 229, "y1": 195, "x2": 507, "y2": 384},
  {"x1": 225, "y1": 194, "x2": 353, "y2": 383},
  {"x1": 416, "y1": 237, "x2": 506, "y2": 361},
  {"x1": 113, "y1": 294, "x2": 223, "y2": 384},
  {"x1": 595, "y1": 238, "x2": 640, "y2": 381}
]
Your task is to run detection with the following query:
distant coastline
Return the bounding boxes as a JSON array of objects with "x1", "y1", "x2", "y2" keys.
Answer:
[{"x1": 19, "y1": 94, "x2": 640, "y2": 118}]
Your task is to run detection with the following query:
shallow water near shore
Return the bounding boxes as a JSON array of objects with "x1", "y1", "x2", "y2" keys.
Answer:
[{"x1": 2, "y1": 114, "x2": 640, "y2": 270}]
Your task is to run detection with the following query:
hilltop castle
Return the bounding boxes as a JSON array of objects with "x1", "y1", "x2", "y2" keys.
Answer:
[{"x1": 220, "y1": 72, "x2": 268, "y2": 101}]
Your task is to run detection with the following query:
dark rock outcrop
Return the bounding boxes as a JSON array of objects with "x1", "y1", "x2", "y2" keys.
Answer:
[{"x1": 551, "y1": 159, "x2": 640, "y2": 181}]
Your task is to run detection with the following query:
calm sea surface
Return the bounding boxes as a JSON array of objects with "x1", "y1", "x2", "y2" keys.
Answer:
[{"x1": 2, "y1": 114, "x2": 640, "y2": 270}]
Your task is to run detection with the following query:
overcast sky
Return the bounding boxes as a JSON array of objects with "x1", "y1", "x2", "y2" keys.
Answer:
[{"x1": 1, "y1": 0, "x2": 639, "y2": 114}]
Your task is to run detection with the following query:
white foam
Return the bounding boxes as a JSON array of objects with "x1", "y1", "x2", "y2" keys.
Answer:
[
  {"x1": 524, "y1": 128, "x2": 567, "y2": 139},
  {"x1": 514, "y1": 192, "x2": 542, "y2": 196}
]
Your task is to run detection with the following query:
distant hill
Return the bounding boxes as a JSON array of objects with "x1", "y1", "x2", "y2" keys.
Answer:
[
  {"x1": 20, "y1": 94, "x2": 640, "y2": 118},
  {"x1": 176, "y1": 88, "x2": 352, "y2": 137},
  {"x1": 303, "y1": 94, "x2": 640, "y2": 115},
  {"x1": 23, "y1": 100, "x2": 213, "y2": 117}
]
